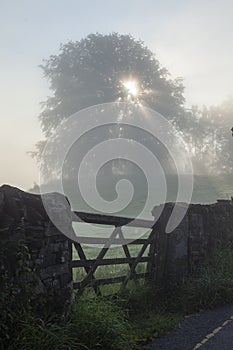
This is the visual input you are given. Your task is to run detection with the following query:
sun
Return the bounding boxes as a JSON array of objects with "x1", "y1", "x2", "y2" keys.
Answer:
[
  {"x1": 122, "y1": 80, "x2": 139, "y2": 97},
  {"x1": 119, "y1": 78, "x2": 148, "y2": 105}
]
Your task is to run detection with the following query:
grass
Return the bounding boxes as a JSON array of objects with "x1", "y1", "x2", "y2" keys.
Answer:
[
  {"x1": 118, "y1": 249, "x2": 233, "y2": 344},
  {"x1": 72, "y1": 241, "x2": 150, "y2": 296},
  {"x1": 2, "y1": 297, "x2": 137, "y2": 350},
  {"x1": 172, "y1": 249, "x2": 233, "y2": 313},
  {"x1": 3, "y1": 249, "x2": 233, "y2": 349},
  {"x1": 71, "y1": 246, "x2": 233, "y2": 346},
  {"x1": 118, "y1": 283, "x2": 183, "y2": 344}
]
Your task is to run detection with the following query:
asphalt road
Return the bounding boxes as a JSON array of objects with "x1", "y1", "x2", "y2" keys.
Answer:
[{"x1": 143, "y1": 305, "x2": 233, "y2": 350}]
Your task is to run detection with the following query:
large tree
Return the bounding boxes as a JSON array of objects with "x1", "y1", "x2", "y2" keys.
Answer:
[
  {"x1": 38, "y1": 32, "x2": 186, "y2": 140},
  {"x1": 36, "y1": 33, "x2": 190, "y2": 212}
]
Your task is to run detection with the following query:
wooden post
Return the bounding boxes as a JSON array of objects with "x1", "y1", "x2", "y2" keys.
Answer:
[{"x1": 146, "y1": 224, "x2": 157, "y2": 283}]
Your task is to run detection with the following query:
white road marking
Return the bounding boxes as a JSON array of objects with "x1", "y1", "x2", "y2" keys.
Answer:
[{"x1": 193, "y1": 315, "x2": 233, "y2": 349}]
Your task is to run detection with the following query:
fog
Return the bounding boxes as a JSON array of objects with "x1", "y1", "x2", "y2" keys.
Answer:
[{"x1": 1, "y1": 0, "x2": 233, "y2": 195}]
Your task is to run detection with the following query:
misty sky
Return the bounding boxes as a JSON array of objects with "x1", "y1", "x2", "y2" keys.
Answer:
[{"x1": 1, "y1": 0, "x2": 233, "y2": 190}]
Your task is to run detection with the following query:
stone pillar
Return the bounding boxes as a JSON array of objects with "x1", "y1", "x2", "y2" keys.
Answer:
[
  {"x1": 0, "y1": 185, "x2": 73, "y2": 312},
  {"x1": 152, "y1": 203, "x2": 189, "y2": 289}
]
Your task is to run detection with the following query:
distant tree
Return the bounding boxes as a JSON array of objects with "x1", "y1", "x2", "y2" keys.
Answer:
[{"x1": 188, "y1": 99, "x2": 233, "y2": 174}]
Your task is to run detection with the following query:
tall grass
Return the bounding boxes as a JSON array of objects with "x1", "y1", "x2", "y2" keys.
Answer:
[
  {"x1": 3, "y1": 245, "x2": 233, "y2": 349},
  {"x1": 173, "y1": 249, "x2": 233, "y2": 313},
  {"x1": 4, "y1": 297, "x2": 136, "y2": 350}
]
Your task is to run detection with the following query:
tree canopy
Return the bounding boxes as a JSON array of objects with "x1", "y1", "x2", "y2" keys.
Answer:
[{"x1": 39, "y1": 33, "x2": 185, "y2": 138}]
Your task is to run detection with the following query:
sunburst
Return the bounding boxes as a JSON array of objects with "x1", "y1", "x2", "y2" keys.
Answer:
[{"x1": 122, "y1": 80, "x2": 139, "y2": 97}]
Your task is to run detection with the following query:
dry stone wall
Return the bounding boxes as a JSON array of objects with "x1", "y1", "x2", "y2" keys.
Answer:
[
  {"x1": 1, "y1": 184, "x2": 233, "y2": 301},
  {"x1": 0, "y1": 185, "x2": 72, "y2": 311},
  {"x1": 152, "y1": 201, "x2": 233, "y2": 287}
]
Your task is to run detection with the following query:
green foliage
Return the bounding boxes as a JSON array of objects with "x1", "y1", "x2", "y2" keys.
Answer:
[
  {"x1": 0, "y1": 239, "x2": 32, "y2": 347},
  {"x1": 132, "y1": 312, "x2": 182, "y2": 344},
  {"x1": 0, "y1": 240, "x2": 136, "y2": 350},
  {"x1": 173, "y1": 249, "x2": 233, "y2": 313},
  {"x1": 72, "y1": 248, "x2": 233, "y2": 344},
  {"x1": 119, "y1": 283, "x2": 182, "y2": 343},
  {"x1": 3, "y1": 242, "x2": 233, "y2": 349},
  {"x1": 66, "y1": 297, "x2": 136, "y2": 350},
  {"x1": 9, "y1": 312, "x2": 87, "y2": 350},
  {"x1": 4, "y1": 297, "x2": 136, "y2": 350}
]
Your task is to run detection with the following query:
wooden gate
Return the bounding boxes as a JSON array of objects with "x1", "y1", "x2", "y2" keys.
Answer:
[{"x1": 71, "y1": 211, "x2": 157, "y2": 296}]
